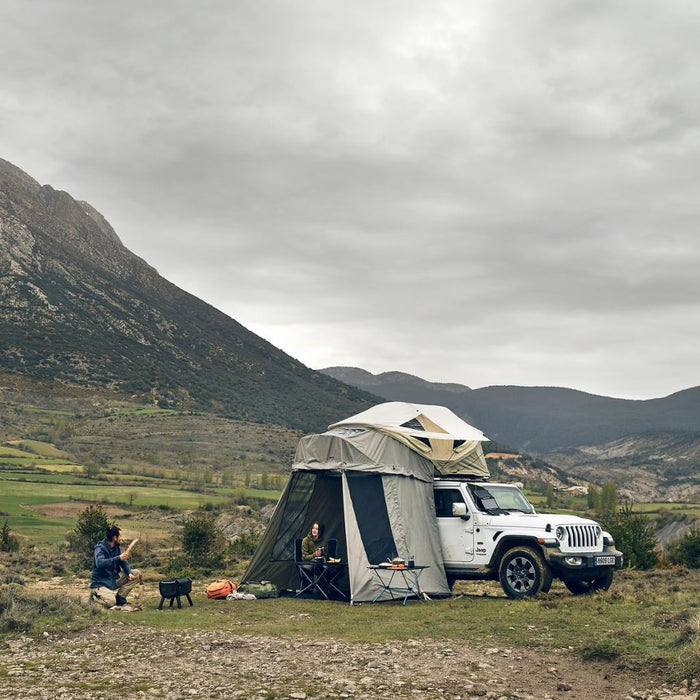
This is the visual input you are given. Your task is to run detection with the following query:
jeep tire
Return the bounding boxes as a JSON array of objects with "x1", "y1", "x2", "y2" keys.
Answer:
[{"x1": 498, "y1": 546, "x2": 552, "y2": 599}]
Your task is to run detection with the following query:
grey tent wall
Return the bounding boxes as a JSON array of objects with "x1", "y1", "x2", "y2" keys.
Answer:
[{"x1": 343, "y1": 472, "x2": 450, "y2": 603}]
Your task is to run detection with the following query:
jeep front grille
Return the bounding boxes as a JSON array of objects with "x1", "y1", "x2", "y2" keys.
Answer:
[{"x1": 566, "y1": 524, "x2": 599, "y2": 549}]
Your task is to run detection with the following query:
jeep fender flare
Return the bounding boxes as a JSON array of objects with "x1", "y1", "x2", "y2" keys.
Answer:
[{"x1": 488, "y1": 536, "x2": 553, "y2": 593}]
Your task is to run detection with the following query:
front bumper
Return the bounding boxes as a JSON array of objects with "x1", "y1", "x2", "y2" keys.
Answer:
[{"x1": 547, "y1": 548, "x2": 624, "y2": 572}]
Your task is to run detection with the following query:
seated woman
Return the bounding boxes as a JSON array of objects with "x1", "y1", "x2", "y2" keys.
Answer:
[{"x1": 301, "y1": 521, "x2": 327, "y2": 561}]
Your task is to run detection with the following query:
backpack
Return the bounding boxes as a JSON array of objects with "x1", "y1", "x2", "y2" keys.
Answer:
[
  {"x1": 238, "y1": 581, "x2": 279, "y2": 599},
  {"x1": 206, "y1": 579, "x2": 237, "y2": 599}
]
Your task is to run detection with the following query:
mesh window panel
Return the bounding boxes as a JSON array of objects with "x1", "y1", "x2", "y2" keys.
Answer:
[{"x1": 271, "y1": 471, "x2": 316, "y2": 560}]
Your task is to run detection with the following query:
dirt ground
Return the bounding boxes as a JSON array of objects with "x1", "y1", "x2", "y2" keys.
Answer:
[
  {"x1": 2, "y1": 578, "x2": 698, "y2": 700},
  {"x1": 2, "y1": 622, "x2": 698, "y2": 700}
]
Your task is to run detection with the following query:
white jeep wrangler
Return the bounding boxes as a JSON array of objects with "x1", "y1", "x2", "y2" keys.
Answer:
[{"x1": 434, "y1": 479, "x2": 624, "y2": 598}]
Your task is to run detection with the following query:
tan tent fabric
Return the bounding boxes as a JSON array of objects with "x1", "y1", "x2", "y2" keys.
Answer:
[{"x1": 329, "y1": 401, "x2": 490, "y2": 478}]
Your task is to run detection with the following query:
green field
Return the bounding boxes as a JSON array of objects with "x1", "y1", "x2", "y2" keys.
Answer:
[
  {"x1": 0, "y1": 464, "x2": 281, "y2": 544},
  {"x1": 4, "y1": 440, "x2": 72, "y2": 458},
  {"x1": 635, "y1": 501, "x2": 700, "y2": 516}
]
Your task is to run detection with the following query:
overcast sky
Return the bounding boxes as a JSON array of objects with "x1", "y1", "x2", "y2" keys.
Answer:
[{"x1": 2, "y1": 1, "x2": 699, "y2": 400}]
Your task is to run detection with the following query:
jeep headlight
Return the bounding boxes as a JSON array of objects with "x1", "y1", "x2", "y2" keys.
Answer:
[
  {"x1": 595, "y1": 525, "x2": 602, "y2": 539},
  {"x1": 555, "y1": 526, "x2": 567, "y2": 542},
  {"x1": 564, "y1": 556, "x2": 583, "y2": 566}
]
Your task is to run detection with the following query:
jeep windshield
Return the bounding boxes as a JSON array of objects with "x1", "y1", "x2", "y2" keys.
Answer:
[{"x1": 467, "y1": 484, "x2": 535, "y2": 515}]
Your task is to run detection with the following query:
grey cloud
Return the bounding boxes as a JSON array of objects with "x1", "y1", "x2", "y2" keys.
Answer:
[{"x1": 1, "y1": 0, "x2": 699, "y2": 398}]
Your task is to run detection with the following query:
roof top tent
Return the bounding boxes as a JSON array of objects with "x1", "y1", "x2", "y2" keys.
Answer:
[{"x1": 242, "y1": 402, "x2": 490, "y2": 603}]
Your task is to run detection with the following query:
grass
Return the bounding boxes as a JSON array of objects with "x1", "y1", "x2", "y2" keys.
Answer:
[
  {"x1": 0, "y1": 457, "x2": 75, "y2": 466},
  {"x1": 0, "y1": 583, "x2": 98, "y2": 635},
  {"x1": 0, "y1": 479, "x2": 222, "y2": 543},
  {"x1": 6, "y1": 440, "x2": 72, "y2": 459},
  {"x1": 635, "y1": 501, "x2": 700, "y2": 517},
  {"x1": 12, "y1": 569, "x2": 687, "y2": 685}
]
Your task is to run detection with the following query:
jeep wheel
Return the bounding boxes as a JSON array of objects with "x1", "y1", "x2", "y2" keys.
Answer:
[
  {"x1": 498, "y1": 546, "x2": 550, "y2": 599},
  {"x1": 564, "y1": 568, "x2": 614, "y2": 595}
]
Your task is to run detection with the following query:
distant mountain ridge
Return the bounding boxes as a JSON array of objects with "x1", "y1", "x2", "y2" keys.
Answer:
[
  {"x1": 320, "y1": 366, "x2": 700, "y2": 452},
  {"x1": 324, "y1": 366, "x2": 473, "y2": 396},
  {"x1": 320, "y1": 367, "x2": 700, "y2": 501},
  {"x1": 0, "y1": 157, "x2": 374, "y2": 431}
]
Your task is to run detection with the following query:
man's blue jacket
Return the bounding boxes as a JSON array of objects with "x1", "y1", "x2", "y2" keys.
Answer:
[{"x1": 90, "y1": 539, "x2": 131, "y2": 589}]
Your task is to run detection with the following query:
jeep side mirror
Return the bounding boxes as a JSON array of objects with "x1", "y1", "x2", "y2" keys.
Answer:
[{"x1": 452, "y1": 502, "x2": 470, "y2": 520}]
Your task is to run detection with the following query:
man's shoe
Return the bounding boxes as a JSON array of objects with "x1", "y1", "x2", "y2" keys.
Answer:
[{"x1": 115, "y1": 595, "x2": 128, "y2": 606}]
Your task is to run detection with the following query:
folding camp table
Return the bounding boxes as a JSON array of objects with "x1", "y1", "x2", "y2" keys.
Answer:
[{"x1": 368, "y1": 565, "x2": 430, "y2": 605}]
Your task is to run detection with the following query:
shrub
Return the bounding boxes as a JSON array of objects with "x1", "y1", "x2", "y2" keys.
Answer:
[
  {"x1": 587, "y1": 484, "x2": 600, "y2": 511},
  {"x1": 181, "y1": 512, "x2": 223, "y2": 566},
  {"x1": 66, "y1": 504, "x2": 115, "y2": 570},
  {"x1": 0, "y1": 521, "x2": 19, "y2": 553},
  {"x1": 604, "y1": 503, "x2": 658, "y2": 570},
  {"x1": 0, "y1": 583, "x2": 95, "y2": 635},
  {"x1": 229, "y1": 530, "x2": 261, "y2": 558},
  {"x1": 666, "y1": 527, "x2": 700, "y2": 569},
  {"x1": 598, "y1": 479, "x2": 618, "y2": 519}
]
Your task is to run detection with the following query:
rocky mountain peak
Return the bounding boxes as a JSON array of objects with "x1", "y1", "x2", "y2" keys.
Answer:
[
  {"x1": 0, "y1": 158, "x2": 157, "y2": 285},
  {"x1": 0, "y1": 157, "x2": 374, "y2": 430}
]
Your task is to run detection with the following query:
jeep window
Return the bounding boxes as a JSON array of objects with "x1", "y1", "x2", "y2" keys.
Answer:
[
  {"x1": 435, "y1": 489, "x2": 466, "y2": 518},
  {"x1": 467, "y1": 484, "x2": 534, "y2": 514}
]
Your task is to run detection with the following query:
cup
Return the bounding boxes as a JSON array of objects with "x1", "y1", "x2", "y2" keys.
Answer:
[{"x1": 408, "y1": 555, "x2": 415, "y2": 568}]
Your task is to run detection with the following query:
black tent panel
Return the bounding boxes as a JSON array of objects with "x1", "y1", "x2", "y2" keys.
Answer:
[{"x1": 347, "y1": 473, "x2": 396, "y2": 564}]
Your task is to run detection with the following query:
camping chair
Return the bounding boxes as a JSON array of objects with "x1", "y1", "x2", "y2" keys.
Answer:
[
  {"x1": 320, "y1": 538, "x2": 346, "y2": 599},
  {"x1": 294, "y1": 538, "x2": 316, "y2": 597}
]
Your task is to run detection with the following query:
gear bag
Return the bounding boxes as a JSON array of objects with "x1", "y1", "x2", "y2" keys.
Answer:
[
  {"x1": 238, "y1": 581, "x2": 279, "y2": 599},
  {"x1": 205, "y1": 579, "x2": 237, "y2": 599}
]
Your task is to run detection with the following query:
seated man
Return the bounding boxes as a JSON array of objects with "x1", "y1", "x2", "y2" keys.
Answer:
[{"x1": 89, "y1": 525, "x2": 140, "y2": 609}]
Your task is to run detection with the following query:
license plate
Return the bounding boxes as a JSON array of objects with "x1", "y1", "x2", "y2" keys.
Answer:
[{"x1": 595, "y1": 556, "x2": 615, "y2": 566}]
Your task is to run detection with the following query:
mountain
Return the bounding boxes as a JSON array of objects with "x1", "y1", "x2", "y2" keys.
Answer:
[
  {"x1": 544, "y1": 431, "x2": 700, "y2": 503},
  {"x1": 323, "y1": 367, "x2": 474, "y2": 401},
  {"x1": 321, "y1": 367, "x2": 700, "y2": 502},
  {"x1": 0, "y1": 158, "x2": 375, "y2": 432},
  {"x1": 320, "y1": 366, "x2": 700, "y2": 452}
]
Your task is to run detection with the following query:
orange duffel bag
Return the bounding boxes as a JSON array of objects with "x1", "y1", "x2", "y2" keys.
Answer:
[{"x1": 205, "y1": 579, "x2": 237, "y2": 599}]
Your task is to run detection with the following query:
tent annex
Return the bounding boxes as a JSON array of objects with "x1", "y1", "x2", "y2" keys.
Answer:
[{"x1": 243, "y1": 402, "x2": 490, "y2": 603}]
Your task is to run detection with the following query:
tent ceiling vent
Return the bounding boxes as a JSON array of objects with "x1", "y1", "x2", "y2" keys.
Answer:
[{"x1": 400, "y1": 418, "x2": 425, "y2": 431}]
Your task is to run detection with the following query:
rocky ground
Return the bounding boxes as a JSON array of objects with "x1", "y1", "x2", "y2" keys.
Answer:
[{"x1": 2, "y1": 622, "x2": 698, "y2": 700}]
